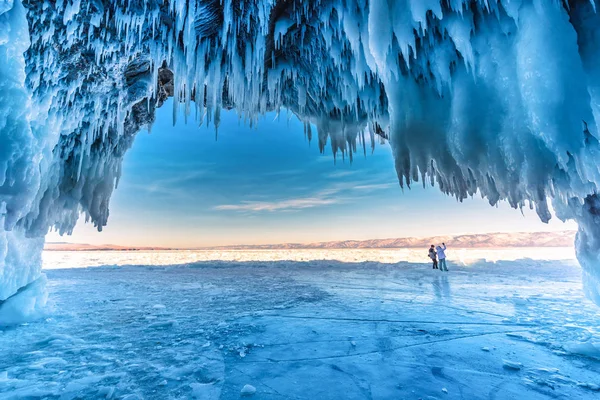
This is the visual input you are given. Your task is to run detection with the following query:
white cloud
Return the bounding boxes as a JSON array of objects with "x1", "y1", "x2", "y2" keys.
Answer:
[
  {"x1": 353, "y1": 183, "x2": 396, "y2": 191},
  {"x1": 214, "y1": 185, "x2": 349, "y2": 212},
  {"x1": 214, "y1": 197, "x2": 339, "y2": 212},
  {"x1": 326, "y1": 170, "x2": 358, "y2": 179},
  {"x1": 213, "y1": 179, "x2": 396, "y2": 213}
]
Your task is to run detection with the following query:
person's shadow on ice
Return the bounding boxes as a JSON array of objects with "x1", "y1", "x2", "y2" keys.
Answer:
[{"x1": 432, "y1": 275, "x2": 451, "y2": 300}]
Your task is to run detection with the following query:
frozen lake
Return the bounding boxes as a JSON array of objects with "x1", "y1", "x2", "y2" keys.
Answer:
[
  {"x1": 2, "y1": 248, "x2": 600, "y2": 399},
  {"x1": 41, "y1": 247, "x2": 577, "y2": 269}
]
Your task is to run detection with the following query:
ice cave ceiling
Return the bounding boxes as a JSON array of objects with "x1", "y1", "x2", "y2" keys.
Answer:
[{"x1": 2, "y1": 0, "x2": 600, "y2": 318}]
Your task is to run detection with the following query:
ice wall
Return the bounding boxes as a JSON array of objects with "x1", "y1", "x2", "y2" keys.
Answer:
[
  {"x1": 2, "y1": 0, "x2": 600, "y2": 319},
  {"x1": 0, "y1": 0, "x2": 48, "y2": 323}
]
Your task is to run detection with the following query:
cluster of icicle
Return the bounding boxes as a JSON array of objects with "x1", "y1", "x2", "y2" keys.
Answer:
[{"x1": 2, "y1": 0, "x2": 600, "y2": 322}]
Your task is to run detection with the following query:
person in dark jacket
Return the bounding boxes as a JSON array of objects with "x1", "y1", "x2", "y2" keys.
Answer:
[{"x1": 428, "y1": 245, "x2": 438, "y2": 269}]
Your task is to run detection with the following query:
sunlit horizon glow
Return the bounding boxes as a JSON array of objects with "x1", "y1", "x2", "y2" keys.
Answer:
[{"x1": 46, "y1": 101, "x2": 577, "y2": 248}]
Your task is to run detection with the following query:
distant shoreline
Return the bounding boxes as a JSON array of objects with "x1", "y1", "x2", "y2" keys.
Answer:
[
  {"x1": 43, "y1": 246, "x2": 575, "y2": 252},
  {"x1": 44, "y1": 230, "x2": 576, "y2": 252}
]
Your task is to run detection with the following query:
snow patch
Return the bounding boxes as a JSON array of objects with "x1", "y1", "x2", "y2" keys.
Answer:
[
  {"x1": 564, "y1": 341, "x2": 600, "y2": 360},
  {"x1": 240, "y1": 384, "x2": 256, "y2": 396},
  {"x1": 502, "y1": 360, "x2": 523, "y2": 370}
]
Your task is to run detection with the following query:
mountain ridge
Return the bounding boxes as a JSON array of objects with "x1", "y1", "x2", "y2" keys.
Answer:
[{"x1": 45, "y1": 231, "x2": 576, "y2": 251}]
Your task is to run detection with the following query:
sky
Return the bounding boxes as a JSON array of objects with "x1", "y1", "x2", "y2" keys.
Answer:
[{"x1": 47, "y1": 100, "x2": 576, "y2": 248}]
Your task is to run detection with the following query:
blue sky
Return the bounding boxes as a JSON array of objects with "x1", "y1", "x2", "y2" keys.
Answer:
[{"x1": 48, "y1": 100, "x2": 576, "y2": 247}]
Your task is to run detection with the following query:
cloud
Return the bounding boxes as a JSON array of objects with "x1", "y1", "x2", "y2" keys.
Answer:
[
  {"x1": 213, "y1": 185, "x2": 349, "y2": 212},
  {"x1": 213, "y1": 179, "x2": 397, "y2": 213},
  {"x1": 353, "y1": 183, "x2": 396, "y2": 191},
  {"x1": 214, "y1": 196, "x2": 340, "y2": 212},
  {"x1": 130, "y1": 170, "x2": 213, "y2": 198},
  {"x1": 151, "y1": 170, "x2": 211, "y2": 188},
  {"x1": 326, "y1": 170, "x2": 358, "y2": 179}
]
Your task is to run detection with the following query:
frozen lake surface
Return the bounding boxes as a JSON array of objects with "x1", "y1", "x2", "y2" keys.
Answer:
[
  {"x1": 41, "y1": 247, "x2": 577, "y2": 269},
  {"x1": 2, "y1": 249, "x2": 600, "y2": 399}
]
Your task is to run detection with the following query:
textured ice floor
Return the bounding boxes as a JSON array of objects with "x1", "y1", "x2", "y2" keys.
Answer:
[{"x1": 2, "y1": 250, "x2": 600, "y2": 399}]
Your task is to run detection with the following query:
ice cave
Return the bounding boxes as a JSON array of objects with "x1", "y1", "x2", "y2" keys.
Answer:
[{"x1": 1, "y1": 0, "x2": 600, "y2": 322}]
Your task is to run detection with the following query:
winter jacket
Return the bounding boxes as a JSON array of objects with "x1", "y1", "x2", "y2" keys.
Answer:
[
  {"x1": 428, "y1": 248, "x2": 437, "y2": 260},
  {"x1": 436, "y1": 244, "x2": 447, "y2": 260}
]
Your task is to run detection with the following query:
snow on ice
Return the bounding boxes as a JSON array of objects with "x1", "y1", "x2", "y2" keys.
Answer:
[
  {"x1": 0, "y1": 251, "x2": 599, "y2": 399},
  {"x1": 2, "y1": 1, "x2": 600, "y2": 317},
  {"x1": 240, "y1": 384, "x2": 257, "y2": 396}
]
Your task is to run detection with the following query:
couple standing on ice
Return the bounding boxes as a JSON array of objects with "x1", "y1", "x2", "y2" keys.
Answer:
[{"x1": 428, "y1": 243, "x2": 448, "y2": 271}]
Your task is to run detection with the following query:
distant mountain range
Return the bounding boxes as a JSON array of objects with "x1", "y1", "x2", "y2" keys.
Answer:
[
  {"x1": 45, "y1": 231, "x2": 576, "y2": 251},
  {"x1": 44, "y1": 242, "x2": 176, "y2": 251}
]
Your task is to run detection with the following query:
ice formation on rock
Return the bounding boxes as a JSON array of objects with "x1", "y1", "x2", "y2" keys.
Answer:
[{"x1": 2, "y1": 0, "x2": 600, "y2": 320}]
